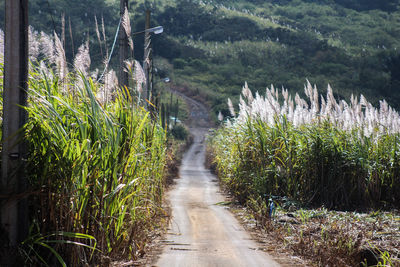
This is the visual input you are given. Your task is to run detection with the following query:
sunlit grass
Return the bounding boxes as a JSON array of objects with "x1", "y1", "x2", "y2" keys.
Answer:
[
  {"x1": 0, "y1": 61, "x2": 167, "y2": 264},
  {"x1": 211, "y1": 82, "x2": 400, "y2": 265},
  {"x1": 211, "y1": 82, "x2": 400, "y2": 209}
]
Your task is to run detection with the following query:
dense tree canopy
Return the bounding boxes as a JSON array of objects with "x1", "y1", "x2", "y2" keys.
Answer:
[{"x1": 1, "y1": 0, "x2": 400, "y2": 112}]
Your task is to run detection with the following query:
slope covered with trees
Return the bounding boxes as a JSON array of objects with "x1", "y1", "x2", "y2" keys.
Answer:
[
  {"x1": 149, "y1": 0, "x2": 400, "y2": 116},
  {"x1": 2, "y1": 0, "x2": 400, "y2": 116},
  {"x1": 1, "y1": 1, "x2": 399, "y2": 264}
]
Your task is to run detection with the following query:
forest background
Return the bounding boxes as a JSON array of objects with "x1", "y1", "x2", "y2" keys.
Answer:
[{"x1": 1, "y1": 0, "x2": 400, "y2": 120}]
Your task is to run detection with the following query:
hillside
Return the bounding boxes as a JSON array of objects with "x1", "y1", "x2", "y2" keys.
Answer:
[
  {"x1": 2, "y1": 0, "x2": 400, "y2": 116},
  {"x1": 1, "y1": 1, "x2": 400, "y2": 265},
  {"x1": 146, "y1": 0, "x2": 400, "y2": 116}
]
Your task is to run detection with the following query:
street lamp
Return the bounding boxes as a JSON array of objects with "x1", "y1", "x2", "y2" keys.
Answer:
[
  {"x1": 154, "y1": 76, "x2": 170, "y2": 110},
  {"x1": 132, "y1": 26, "x2": 164, "y2": 36},
  {"x1": 130, "y1": 25, "x2": 163, "y2": 110}
]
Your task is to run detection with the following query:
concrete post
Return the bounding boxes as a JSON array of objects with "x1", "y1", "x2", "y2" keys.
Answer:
[{"x1": 1, "y1": 0, "x2": 29, "y2": 249}]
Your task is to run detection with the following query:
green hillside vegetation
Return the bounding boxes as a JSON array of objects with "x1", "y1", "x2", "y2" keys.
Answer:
[
  {"x1": 150, "y1": 0, "x2": 400, "y2": 116},
  {"x1": 2, "y1": 0, "x2": 400, "y2": 117},
  {"x1": 131, "y1": 0, "x2": 400, "y2": 116}
]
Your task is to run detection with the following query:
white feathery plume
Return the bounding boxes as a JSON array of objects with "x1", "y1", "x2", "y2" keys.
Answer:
[
  {"x1": 294, "y1": 93, "x2": 301, "y2": 107},
  {"x1": 242, "y1": 82, "x2": 253, "y2": 103},
  {"x1": 343, "y1": 105, "x2": 352, "y2": 131},
  {"x1": 122, "y1": 7, "x2": 133, "y2": 52},
  {"x1": 101, "y1": 16, "x2": 109, "y2": 59},
  {"x1": 124, "y1": 60, "x2": 136, "y2": 86},
  {"x1": 229, "y1": 82, "x2": 400, "y2": 137},
  {"x1": 29, "y1": 26, "x2": 40, "y2": 62},
  {"x1": 313, "y1": 84, "x2": 319, "y2": 113},
  {"x1": 94, "y1": 15, "x2": 103, "y2": 55},
  {"x1": 91, "y1": 68, "x2": 99, "y2": 80},
  {"x1": 325, "y1": 87, "x2": 334, "y2": 118},
  {"x1": 122, "y1": 7, "x2": 131, "y2": 38},
  {"x1": 350, "y1": 94, "x2": 357, "y2": 107},
  {"x1": 132, "y1": 60, "x2": 146, "y2": 94},
  {"x1": 74, "y1": 40, "x2": 91, "y2": 75},
  {"x1": 54, "y1": 32, "x2": 68, "y2": 81},
  {"x1": 338, "y1": 100, "x2": 344, "y2": 114},
  {"x1": 228, "y1": 98, "x2": 235, "y2": 117},
  {"x1": 282, "y1": 87, "x2": 289, "y2": 103},
  {"x1": 39, "y1": 61, "x2": 52, "y2": 79},
  {"x1": 61, "y1": 13, "x2": 66, "y2": 50},
  {"x1": 326, "y1": 84, "x2": 337, "y2": 112},
  {"x1": 266, "y1": 87, "x2": 279, "y2": 116},
  {"x1": 288, "y1": 96, "x2": 294, "y2": 121},
  {"x1": 98, "y1": 69, "x2": 117, "y2": 105},
  {"x1": 380, "y1": 100, "x2": 389, "y2": 116},
  {"x1": 320, "y1": 95, "x2": 326, "y2": 115},
  {"x1": 238, "y1": 95, "x2": 246, "y2": 114},
  {"x1": 305, "y1": 79, "x2": 312, "y2": 99},
  {"x1": 218, "y1": 111, "x2": 224, "y2": 121},
  {"x1": 40, "y1": 31, "x2": 55, "y2": 64},
  {"x1": 271, "y1": 84, "x2": 278, "y2": 100},
  {"x1": 123, "y1": 59, "x2": 134, "y2": 73},
  {"x1": 360, "y1": 94, "x2": 367, "y2": 106},
  {"x1": 306, "y1": 81, "x2": 318, "y2": 116}
]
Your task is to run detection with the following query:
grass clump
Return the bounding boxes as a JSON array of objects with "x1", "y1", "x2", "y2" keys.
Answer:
[
  {"x1": 0, "y1": 57, "x2": 167, "y2": 265},
  {"x1": 210, "y1": 81, "x2": 400, "y2": 264},
  {"x1": 240, "y1": 206, "x2": 400, "y2": 266},
  {"x1": 211, "y1": 81, "x2": 400, "y2": 210},
  {"x1": 24, "y1": 68, "x2": 166, "y2": 265},
  {"x1": 0, "y1": 25, "x2": 172, "y2": 264}
]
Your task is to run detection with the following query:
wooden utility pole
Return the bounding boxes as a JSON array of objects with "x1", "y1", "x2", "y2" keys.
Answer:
[
  {"x1": 1, "y1": 0, "x2": 29, "y2": 251},
  {"x1": 119, "y1": 0, "x2": 129, "y2": 89},
  {"x1": 143, "y1": 9, "x2": 153, "y2": 107}
]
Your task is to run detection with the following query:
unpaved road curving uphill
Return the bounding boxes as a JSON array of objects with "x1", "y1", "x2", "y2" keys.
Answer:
[{"x1": 154, "y1": 93, "x2": 280, "y2": 267}]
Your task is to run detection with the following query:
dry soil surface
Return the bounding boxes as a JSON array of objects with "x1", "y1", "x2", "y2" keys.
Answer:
[{"x1": 153, "y1": 93, "x2": 280, "y2": 267}]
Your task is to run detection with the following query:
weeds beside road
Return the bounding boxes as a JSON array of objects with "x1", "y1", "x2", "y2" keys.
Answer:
[{"x1": 210, "y1": 82, "x2": 400, "y2": 265}]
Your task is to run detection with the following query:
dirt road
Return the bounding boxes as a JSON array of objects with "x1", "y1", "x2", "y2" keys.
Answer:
[{"x1": 154, "y1": 94, "x2": 280, "y2": 267}]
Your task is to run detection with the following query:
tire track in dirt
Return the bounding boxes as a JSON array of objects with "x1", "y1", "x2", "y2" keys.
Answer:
[{"x1": 153, "y1": 92, "x2": 280, "y2": 267}]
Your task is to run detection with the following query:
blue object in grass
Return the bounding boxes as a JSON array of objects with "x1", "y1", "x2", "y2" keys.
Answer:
[{"x1": 268, "y1": 198, "x2": 275, "y2": 218}]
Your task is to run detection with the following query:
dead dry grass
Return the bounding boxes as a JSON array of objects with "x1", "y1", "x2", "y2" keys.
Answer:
[{"x1": 230, "y1": 200, "x2": 400, "y2": 266}]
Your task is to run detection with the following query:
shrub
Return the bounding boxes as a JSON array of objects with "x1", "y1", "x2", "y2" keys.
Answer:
[
  {"x1": 173, "y1": 58, "x2": 186, "y2": 69},
  {"x1": 170, "y1": 124, "x2": 189, "y2": 140}
]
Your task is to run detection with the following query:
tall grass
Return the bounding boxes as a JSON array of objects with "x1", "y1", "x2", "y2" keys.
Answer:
[
  {"x1": 211, "y1": 82, "x2": 400, "y2": 210},
  {"x1": 20, "y1": 65, "x2": 167, "y2": 264},
  {"x1": 1, "y1": 26, "x2": 167, "y2": 264},
  {"x1": 21, "y1": 68, "x2": 165, "y2": 264}
]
